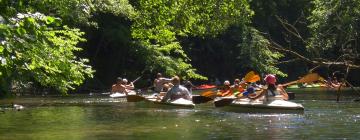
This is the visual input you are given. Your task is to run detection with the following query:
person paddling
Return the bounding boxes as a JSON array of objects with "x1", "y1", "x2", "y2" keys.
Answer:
[
  {"x1": 251, "y1": 74, "x2": 288, "y2": 101},
  {"x1": 217, "y1": 80, "x2": 233, "y2": 97},
  {"x1": 111, "y1": 77, "x2": 135, "y2": 95},
  {"x1": 231, "y1": 79, "x2": 245, "y2": 97},
  {"x1": 153, "y1": 73, "x2": 172, "y2": 93},
  {"x1": 161, "y1": 76, "x2": 191, "y2": 102},
  {"x1": 183, "y1": 80, "x2": 195, "y2": 94}
]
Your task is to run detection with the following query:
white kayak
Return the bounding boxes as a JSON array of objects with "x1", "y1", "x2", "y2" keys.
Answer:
[
  {"x1": 109, "y1": 91, "x2": 136, "y2": 98},
  {"x1": 221, "y1": 98, "x2": 304, "y2": 112},
  {"x1": 145, "y1": 98, "x2": 195, "y2": 108}
]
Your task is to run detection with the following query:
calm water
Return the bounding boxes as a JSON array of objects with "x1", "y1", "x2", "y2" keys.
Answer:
[{"x1": 1, "y1": 88, "x2": 360, "y2": 140}]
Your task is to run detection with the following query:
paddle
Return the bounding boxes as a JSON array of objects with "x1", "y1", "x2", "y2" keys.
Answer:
[
  {"x1": 243, "y1": 71, "x2": 261, "y2": 83},
  {"x1": 214, "y1": 97, "x2": 237, "y2": 107},
  {"x1": 281, "y1": 73, "x2": 321, "y2": 87},
  {"x1": 213, "y1": 89, "x2": 266, "y2": 107},
  {"x1": 192, "y1": 95, "x2": 214, "y2": 104},
  {"x1": 126, "y1": 94, "x2": 160, "y2": 102},
  {"x1": 131, "y1": 76, "x2": 142, "y2": 83},
  {"x1": 126, "y1": 95, "x2": 146, "y2": 102}
]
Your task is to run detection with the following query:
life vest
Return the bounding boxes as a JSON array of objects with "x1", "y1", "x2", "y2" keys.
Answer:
[
  {"x1": 232, "y1": 86, "x2": 245, "y2": 97},
  {"x1": 217, "y1": 86, "x2": 233, "y2": 97}
]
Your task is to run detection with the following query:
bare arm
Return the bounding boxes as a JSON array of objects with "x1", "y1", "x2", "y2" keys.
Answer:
[
  {"x1": 126, "y1": 82, "x2": 135, "y2": 89},
  {"x1": 161, "y1": 90, "x2": 172, "y2": 102},
  {"x1": 277, "y1": 85, "x2": 288, "y2": 100},
  {"x1": 160, "y1": 78, "x2": 172, "y2": 83},
  {"x1": 248, "y1": 89, "x2": 267, "y2": 100},
  {"x1": 111, "y1": 85, "x2": 116, "y2": 93}
]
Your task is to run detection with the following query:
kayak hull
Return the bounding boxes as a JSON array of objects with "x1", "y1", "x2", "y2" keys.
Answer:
[
  {"x1": 110, "y1": 91, "x2": 136, "y2": 98},
  {"x1": 145, "y1": 98, "x2": 195, "y2": 108},
  {"x1": 221, "y1": 99, "x2": 304, "y2": 113},
  {"x1": 109, "y1": 93, "x2": 127, "y2": 98}
]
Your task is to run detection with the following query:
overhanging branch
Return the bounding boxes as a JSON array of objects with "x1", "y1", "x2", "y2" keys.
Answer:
[{"x1": 269, "y1": 40, "x2": 360, "y2": 69}]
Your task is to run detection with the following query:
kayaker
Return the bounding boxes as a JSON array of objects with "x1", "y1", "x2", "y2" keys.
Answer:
[
  {"x1": 251, "y1": 74, "x2": 288, "y2": 101},
  {"x1": 323, "y1": 76, "x2": 341, "y2": 88},
  {"x1": 232, "y1": 79, "x2": 245, "y2": 97},
  {"x1": 263, "y1": 74, "x2": 288, "y2": 101},
  {"x1": 111, "y1": 78, "x2": 135, "y2": 95},
  {"x1": 158, "y1": 83, "x2": 171, "y2": 96},
  {"x1": 161, "y1": 76, "x2": 191, "y2": 102},
  {"x1": 217, "y1": 80, "x2": 233, "y2": 97},
  {"x1": 153, "y1": 73, "x2": 172, "y2": 92},
  {"x1": 111, "y1": 77, "x2": 122, "y2": 93},
  {"x1": 183, "y1": 80, "x2": 195, "y2": 94}
]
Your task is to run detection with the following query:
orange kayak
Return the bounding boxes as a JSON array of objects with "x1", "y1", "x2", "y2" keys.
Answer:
[{"x1": 194, "y1": 84, "x2": 217, "y2": 90}]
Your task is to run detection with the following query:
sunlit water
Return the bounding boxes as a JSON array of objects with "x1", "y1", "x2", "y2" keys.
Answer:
[{"x1": 1, "y1": 88, "x2": 360, "y2": 140}]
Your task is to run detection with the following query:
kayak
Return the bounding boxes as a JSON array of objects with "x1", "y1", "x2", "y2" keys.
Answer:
[
  {"x1": 145, "y1": 97, "x2": 195, "y2": 108},
  {"x1": 109, "y1": 92, "x2": 127, "y2": 98},
  {"x1": 194, "y1": 84, "x2": 217, "y2": 90},
  {"x1": 287, "y1": 83, "x2": 325, "y2": 89},
  {"x1": 218, "y1": 98, "x2": 304, "y2": 112},
  {"x1": 109, "y1": 91, "x2": 136, "y2": 98}
]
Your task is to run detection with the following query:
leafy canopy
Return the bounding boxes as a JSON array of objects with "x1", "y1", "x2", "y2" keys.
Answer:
[
  {"x1": 0, "y1": 0, "x2": 97, "y2": 94},
  {"x1": 308, "y1": 0, "x2": 360, "y2": 62},
  {"x1": 131, "y1": 0, "x2": 276, "y2": 79}
]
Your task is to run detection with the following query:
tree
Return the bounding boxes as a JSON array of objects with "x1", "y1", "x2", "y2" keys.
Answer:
[
  {"x1": 0, "y1": 1, "x2": 97, "y2": 96},
  {"x1": 131, "y1": 0, "x2": 285, "y2": 80},
  {"x1": 308, "y1": 0, "x2": 360, "y2": 70}
]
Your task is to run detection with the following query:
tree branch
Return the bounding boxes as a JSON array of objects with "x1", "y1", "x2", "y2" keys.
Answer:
[
  {"x1": 269, "y1": 37, "x2": 360, "y2": 69},
  {"x1": 275, "y1": 58, "x2": 301, "y2": 65},
  {"x1": 275, "y1": 15, "x2": 305, "y2": 43},
  {"x1": 269, "y1": 16, "x2": 360, "y2": 70}
]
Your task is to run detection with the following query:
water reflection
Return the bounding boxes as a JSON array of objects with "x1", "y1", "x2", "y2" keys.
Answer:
[{"x1": 1, "y1": 89, "x2": 360, "y2": 139}]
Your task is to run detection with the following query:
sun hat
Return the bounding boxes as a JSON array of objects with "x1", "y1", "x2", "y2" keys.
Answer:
[
  {"x1": 122, "y1": 78, "x2": 128, "y2": 83},
  {"x1": 264, "y1": 74, "x2": 276, "y2": 84},
  {"x1": 224, "y1": 80, "x2": 230, "y2": 86}
]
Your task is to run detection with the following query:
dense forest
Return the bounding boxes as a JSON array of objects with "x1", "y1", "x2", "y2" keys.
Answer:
[{"x1": 1, "y1": 0, "x2": 359, "y2": 96}]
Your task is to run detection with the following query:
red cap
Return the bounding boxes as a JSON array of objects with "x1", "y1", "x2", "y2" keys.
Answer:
[{"x1": 264, "y1": 74, "x2": 276, "y2": 84}]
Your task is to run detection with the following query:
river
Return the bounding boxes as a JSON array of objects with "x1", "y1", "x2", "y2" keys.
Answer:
[{"x1": 1, "y1": 88, "x2": 360, "y2": 140}]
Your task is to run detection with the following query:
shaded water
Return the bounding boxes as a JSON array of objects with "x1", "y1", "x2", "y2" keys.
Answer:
[{"x1": 1, "y1": 88, "x2": 360, "y2": 140}]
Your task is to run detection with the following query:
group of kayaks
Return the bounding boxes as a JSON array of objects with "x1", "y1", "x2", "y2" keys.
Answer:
[{"x1": 109, "y1": 91, "x2": 304, "y2": 112}]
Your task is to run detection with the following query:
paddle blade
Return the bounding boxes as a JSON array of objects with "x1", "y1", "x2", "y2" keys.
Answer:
[
  {"x1": 214, "y1": 97, "x2": 236, "y2": 107},
  {"x1": 244, "y1": 71, "x2": 260, "y2": 83},
  {"x1": 192, "y1": 95, "x2": 213, "y2": 104},
  {"x1": 248, "y1": 74, "x2": 261, "y2": 83},
  {"x1": 298, "y1": 73, "x2": 320, "y2": 83},
  {"x1": 200, "y1": 90, "x2": 216, "y2": 97},
  {"x1": 282, "y1": 73, "x2": 321, "y2": 87},
  {"x1": 126, "y1": 95, "x2": 145, "y2": 102}
]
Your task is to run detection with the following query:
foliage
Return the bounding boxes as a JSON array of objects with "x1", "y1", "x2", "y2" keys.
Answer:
[
  {"x1": 308, "y1": 0, "x2": 360, "y2": 63},
  {"x1": 0, "y1": 0, "x2": 135, "y2": 26},
  {"x1": 239, "y1": 27, "x2": 286, "y2": 76},
  {"x1": 0, "y1": 13, "x2": 93, "y2": 94},
  {"x1": 131, "y1": 0, "x2": 257, "y2": 80}
]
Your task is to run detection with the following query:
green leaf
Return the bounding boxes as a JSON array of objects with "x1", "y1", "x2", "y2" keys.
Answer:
[
  {"x1": 0, "y1": 45, "x2": 4, "y2": 53},
  {"x1": 16, "y1": 27, "x2": 26, "y2": 35},
  {"x1": 45, "y1": 16, "x2": 55, "y2": 24}
]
